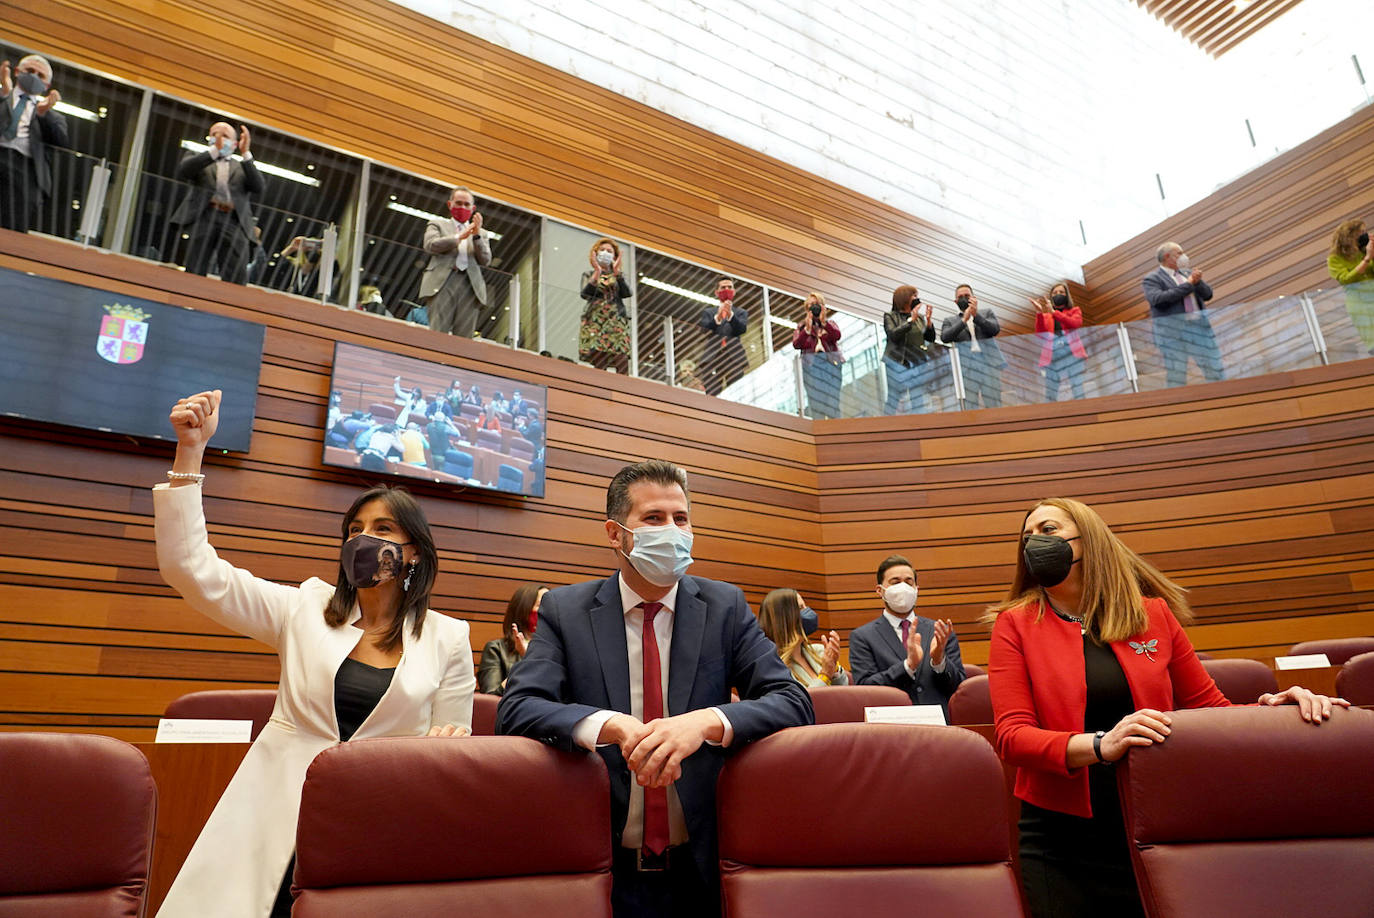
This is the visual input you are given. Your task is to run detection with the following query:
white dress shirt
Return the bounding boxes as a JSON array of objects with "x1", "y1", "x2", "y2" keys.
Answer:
[
  {"x1": 882, "y1": 609, "x2": 947, "y2": 677},
  {"x1": 451, "y1": 217, "x2": 474, "y2": 271},
  {"x1": 0, "y1": 90, "x2": 36, "y2": 157},
  {"x1": 572, "y1": 574, "x2": 733, "y2": 849}
]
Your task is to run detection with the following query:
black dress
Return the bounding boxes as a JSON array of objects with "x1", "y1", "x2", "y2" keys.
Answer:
[
  {"x1": 1018, "y1": 620, "x2": 1146, "y2": 918},
  {"x1": 270, "y1": 657, "x2": 394, "y2": 917}
]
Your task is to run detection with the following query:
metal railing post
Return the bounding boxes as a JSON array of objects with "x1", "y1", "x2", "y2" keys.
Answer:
[
  {"x1": 1299, "y1": 292, "x2": 1330, "y2": 365},
  {"x1": 1116, "y1": 324, "x2": 1140, "y2": 393},
  {"x1": 663, "y1": 317, "x2": 676, "y2": 385},
  {"x1": 949, "y1": 346, "x2": 966, "y2": 407},
  {"x1": 318, "y1": 224, "x2": 338, "y2": 303},
  {"x1": 109, "y1": 87, "x2": 154, "y2": 254},
  {"x1": 509, "y1": 274, "x2": 521, "y2": 349},
  {"x1": 345, "y1": 160, "x2": 370, "y2": 313},
  {"x1": 793, "y1": 352, "x2": 807, "y2": 417},
  {"x1": 79, "y1": 158, "x2": 111, "y2": 246}
]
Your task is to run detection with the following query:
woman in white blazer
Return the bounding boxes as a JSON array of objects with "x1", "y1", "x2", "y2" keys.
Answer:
[{"x1": 155, "y1": 389, "x2": 476, "y2": 918}]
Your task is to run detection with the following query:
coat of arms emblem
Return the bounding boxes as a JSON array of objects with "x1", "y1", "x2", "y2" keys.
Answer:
[{"x1": 97, "y1": 304, "x2": 149, "y2": 364}]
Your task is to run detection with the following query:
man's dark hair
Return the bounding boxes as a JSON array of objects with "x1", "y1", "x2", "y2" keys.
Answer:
[
  {"x1": 955, "y1": 283, "x2": 973, "y2": 295},
  {"x1": 876, "y1": 554, "x2": 917, "y2": 585},
  {"x1": 606, "y1": 460, "x2": 691, "y2": 523}
]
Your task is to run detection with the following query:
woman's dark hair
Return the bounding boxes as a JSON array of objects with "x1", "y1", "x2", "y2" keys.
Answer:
[
  {"x1": 502, "y1": 583, "x2": 548, "y2": 652},
  {"x1": 324, "y1": 486, "x2": 437, "y2": 652}
]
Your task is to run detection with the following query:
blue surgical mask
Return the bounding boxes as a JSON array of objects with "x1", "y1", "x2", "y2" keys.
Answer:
[
  {"x1": 799, "y1": 606, "x2": 820, "y2": 636},
  {"x1": 218, "y1": 138, "x2": 236, "y2": 156},
  {"x1": 617, "y1": 521, "x2": 693, "y2": 587},
  {"x1": 15, "y1": 71, "x2": 47, "y2": 96}
]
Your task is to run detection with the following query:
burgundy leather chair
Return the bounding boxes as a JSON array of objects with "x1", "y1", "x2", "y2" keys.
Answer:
[
  {"x1": 805, "y1": 684, "x2": 910, "y2": 724},
  {"x1": 1336, "y1": 652, "x2": 1374, "y2": 705},
  {"x1": 718, "y1": 723, "x2": 1024, "y2": 915},
  {"x1": 0, "y1": 733, "x2": 157, "y2": 917},
  {"x1": 1118, "y1": 705, "x2": 1374, "y2": 918},
  {"x1": 1288, "y1": 637, "x2": 1374, "y2": 665},
  {"x1": 949, "y1": 673, "x2": 994, "y2": 725},
  {"x1": 470, "y1": 692, "x2": 499, "y2": 736},
  {"x1": 962, "y1": 662, "x2": 985, "y2": 677},
  {"x1": 293, "y1": 736, "x2": 612, "y2": 916},
  {"x1": 164, "y1": 689, "x2": 277, "y2": 741},
  {"x1": 1199, "y1": 658, "x2": 1278, "y2": 704}
]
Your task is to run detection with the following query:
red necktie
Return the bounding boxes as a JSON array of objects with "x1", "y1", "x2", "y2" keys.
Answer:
[
  {"x1": 900, "y1": 619, "x2": 911, "y2": 648},
  {"x1": 640, "y1": 601, "x2": 669, "y2": 854}
]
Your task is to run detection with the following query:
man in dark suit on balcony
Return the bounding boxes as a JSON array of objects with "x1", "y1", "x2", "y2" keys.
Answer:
[
  {"x1": 0, "y1": 55, "x2": 69, "y2": 233},
  {"x1": 171, "y1": 121, "x2": 263, "y2": 284},
  {"x1": 498, "y1": 459, "x2": 812, "y2": 918},
  {"x1": 1142, "y1": 241, "x2": 1224, "y2": 387}
]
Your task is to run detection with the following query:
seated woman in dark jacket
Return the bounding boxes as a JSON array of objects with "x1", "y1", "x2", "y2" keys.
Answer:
[{"x1": 477, "y1": 582, "x2": 547, "y2": 695}]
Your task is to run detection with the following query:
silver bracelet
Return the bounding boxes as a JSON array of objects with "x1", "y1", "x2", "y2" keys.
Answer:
[{"x1": 166, "y1": 471, "x2": 205, "y2": 485}]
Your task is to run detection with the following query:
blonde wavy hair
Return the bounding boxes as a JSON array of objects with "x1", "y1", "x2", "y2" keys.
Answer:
[
  {"x1": 758, "y1": 588, "x2": 807, "y2": 664},
  {"x1": 1329, "y1": 219, "x2": 1366, "y2": 259},
  {"x1": 983, "y1": 498, "x2": 1191, "y2": 643}
]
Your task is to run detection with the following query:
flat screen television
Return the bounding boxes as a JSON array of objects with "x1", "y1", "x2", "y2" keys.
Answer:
[
  {"x1": 0, "y1": 268, "x2": 264, "y2": 451},
  {"x1": 324, "y1": 342, "x2": 547, "y2": 498}
]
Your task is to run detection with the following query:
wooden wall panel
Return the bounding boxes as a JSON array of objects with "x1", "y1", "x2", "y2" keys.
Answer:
[
  {"x1": 2, "y1": 230, "x2": 1372, "y2": 742},
  {"x1": 1081, "y1": 102, "x2": 1374, "y2": 323},
  {"x1": 0, "y1": 0, "x2": 1062, "y2": 330}
]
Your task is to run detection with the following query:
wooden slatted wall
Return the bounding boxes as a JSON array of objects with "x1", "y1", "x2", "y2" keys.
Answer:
[
  {"x1": 1, "y1": 0, "x2": 1062, "y2": 329},
  {"x1": 813, "y1": 365, "x2": 1374, "y2": 667},
  {"x1": 1081, "y1": 102, "x2": 1374, "y2": 323}
]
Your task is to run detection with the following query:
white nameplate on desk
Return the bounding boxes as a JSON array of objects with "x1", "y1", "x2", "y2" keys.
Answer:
[
  {"x1": 863, "y1": 705, "x2": 948, "y2": 726},
  {"x1": 155, "y1": 718, "x2": 253, "y2": 743},
  {"x1": 1274, "y1": 653, "x2": 1331, "y2": 671}
]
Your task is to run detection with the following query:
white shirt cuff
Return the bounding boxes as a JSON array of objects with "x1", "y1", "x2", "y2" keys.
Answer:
[
  {"x1": 573, "y1": 709, "x2": 617, "y2": 751},
  {"x1": 707, "y1": 706, "x2": 733, "y2": 747},
  {"x1": 903, "y1": 660, "x2": 917, "y2": 678},
  {"x1": 930, "y1": 656, "x2": 946, "y2": 673},
  {"x1": 241, "y1": 152, "x2": 253, "y2": 161}
]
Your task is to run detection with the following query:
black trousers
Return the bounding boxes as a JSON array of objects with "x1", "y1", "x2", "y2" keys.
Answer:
[
  {"x1": 0, "y1": 147, "x2": 35, "y2": 233},
  {"x1": 183, "y1": 207, "x2": 250, "y2": 284},
  {"x1": 611, "y1": 846, "x2": 716, "y2": 918}
]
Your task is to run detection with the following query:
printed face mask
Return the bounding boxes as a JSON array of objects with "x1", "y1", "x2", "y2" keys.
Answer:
[
  {"x1": 617, "y1": 521, "x2": 694, "y2": 587},
  {"x1": 1023, "y1": 533, "x2": 1080, "y2": 587},
  {"x1": 341, "y1": 533, "x2": 410, "y2": 589},
  {"x1": 883, "y1": 582, "x2": 918, "y2": 616}
]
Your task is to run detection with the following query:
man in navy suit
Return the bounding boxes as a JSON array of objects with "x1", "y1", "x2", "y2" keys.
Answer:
[
  {"x1": 848, "y1": 554, "x2": 965, "y2": 718},
  {"x1": 0, "y1": 55, "x2": 69, "y2": 233},
  {"x1": 1142, "y1": 241, "x2": 1224, "y2": 387},
  {"x1": 498, "y1": 459, "x2": 812, "y2": 918}
]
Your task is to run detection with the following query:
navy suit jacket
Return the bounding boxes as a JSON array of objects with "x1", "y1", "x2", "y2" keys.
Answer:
[
  {"x1": 0, "y1": 95, "x2": 69, "y2": 195},
  {"x1": 497, "y1": 572, "x2": 812, "y2": 885},
  {"x1": 848, "y1": 614, "x2": 966, "y2": 715},
  {"x1": 1142, "y1": 266, "x2": 1214, "y2": 318}
]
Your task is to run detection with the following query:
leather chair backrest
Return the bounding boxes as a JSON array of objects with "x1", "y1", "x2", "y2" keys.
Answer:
[
  {"x1": 164, "y1": 689, "x2": 278, "y2": 741},
  {"x1": 949, "y1": 674, "x2": 994, "y2": 725},
  {"x1": 1199, "y1": 658, "x2": 1278, "y2": 704},
  {"x1": 805, "y1": 684, "x2": 911, "y2": 724},
  {"x1": 962, "y1": 662, "x2": 985, "y2": 677},
  {"x1": 471, "y1": 692, "x2": 499, "y2": 736},
  {"x1": 1336, "y1": 652, "x2": 1374, "y2": 706},
  {"x1": 1288, "y1": 637, "x2": 1374, "y2": 665},
  {"x1": 717, "y1": 723, "x2": 1023, "y2": 916},
  {"x1": 293, "y1": 736, "x2": 612, "y2": 917},
  {"x1": 1119, "y1": 706, "x2": 1374, "y2": 918},
  {"x1": 0, "y1": 733, "x2": 157, "y2": 917}
]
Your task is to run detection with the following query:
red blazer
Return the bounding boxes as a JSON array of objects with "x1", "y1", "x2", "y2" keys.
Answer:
[
  {"x1": 989, "y1": 596, "x2": 1228, "y2": 818},
  {"x1": 1035, "y1": 308, "x2": 1087, "y2": 366}
]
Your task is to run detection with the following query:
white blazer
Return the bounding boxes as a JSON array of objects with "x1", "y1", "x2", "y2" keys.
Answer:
[{"x1": 152, "y1": 483, "x2": 475, "y2": 918}]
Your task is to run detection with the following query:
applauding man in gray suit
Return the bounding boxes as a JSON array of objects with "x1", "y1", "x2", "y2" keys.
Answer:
[
  {"x1": 848, "y1": 553, "x2": 965, "y2": 718},
  {"x1": 420, "y1": 185, "x2": 492, "y2": 339}
]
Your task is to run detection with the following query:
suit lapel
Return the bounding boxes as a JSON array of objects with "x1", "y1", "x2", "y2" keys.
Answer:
[
  {"x1": 589, "y1": 575, "x2": 631, "y2": 713},
  {"x1": 668, "y1": 578, "x2": 706, "y2": 716}
]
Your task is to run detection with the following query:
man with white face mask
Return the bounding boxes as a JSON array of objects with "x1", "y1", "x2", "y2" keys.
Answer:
[
  {"x1": 1142, "y1": 241, "x2": 1224, "y2": 388},
  {"x1": 848, "y1": 554, "x2": 966, "y2": 718},
  {"x1": 170, "y1": 121, "x2": 263, "y2": 283},
  {"x1": 498, "y1": 459, "x2": 812, "y2": 918}
]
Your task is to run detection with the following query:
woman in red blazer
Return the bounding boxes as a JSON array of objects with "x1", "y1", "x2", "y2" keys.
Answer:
[
  {"x1": 987, "y1": 497, "x2": 1345, "y2": 918},
  {"x1": 1031, "y1": 282, "x2": 1087, "y2": 401}
]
